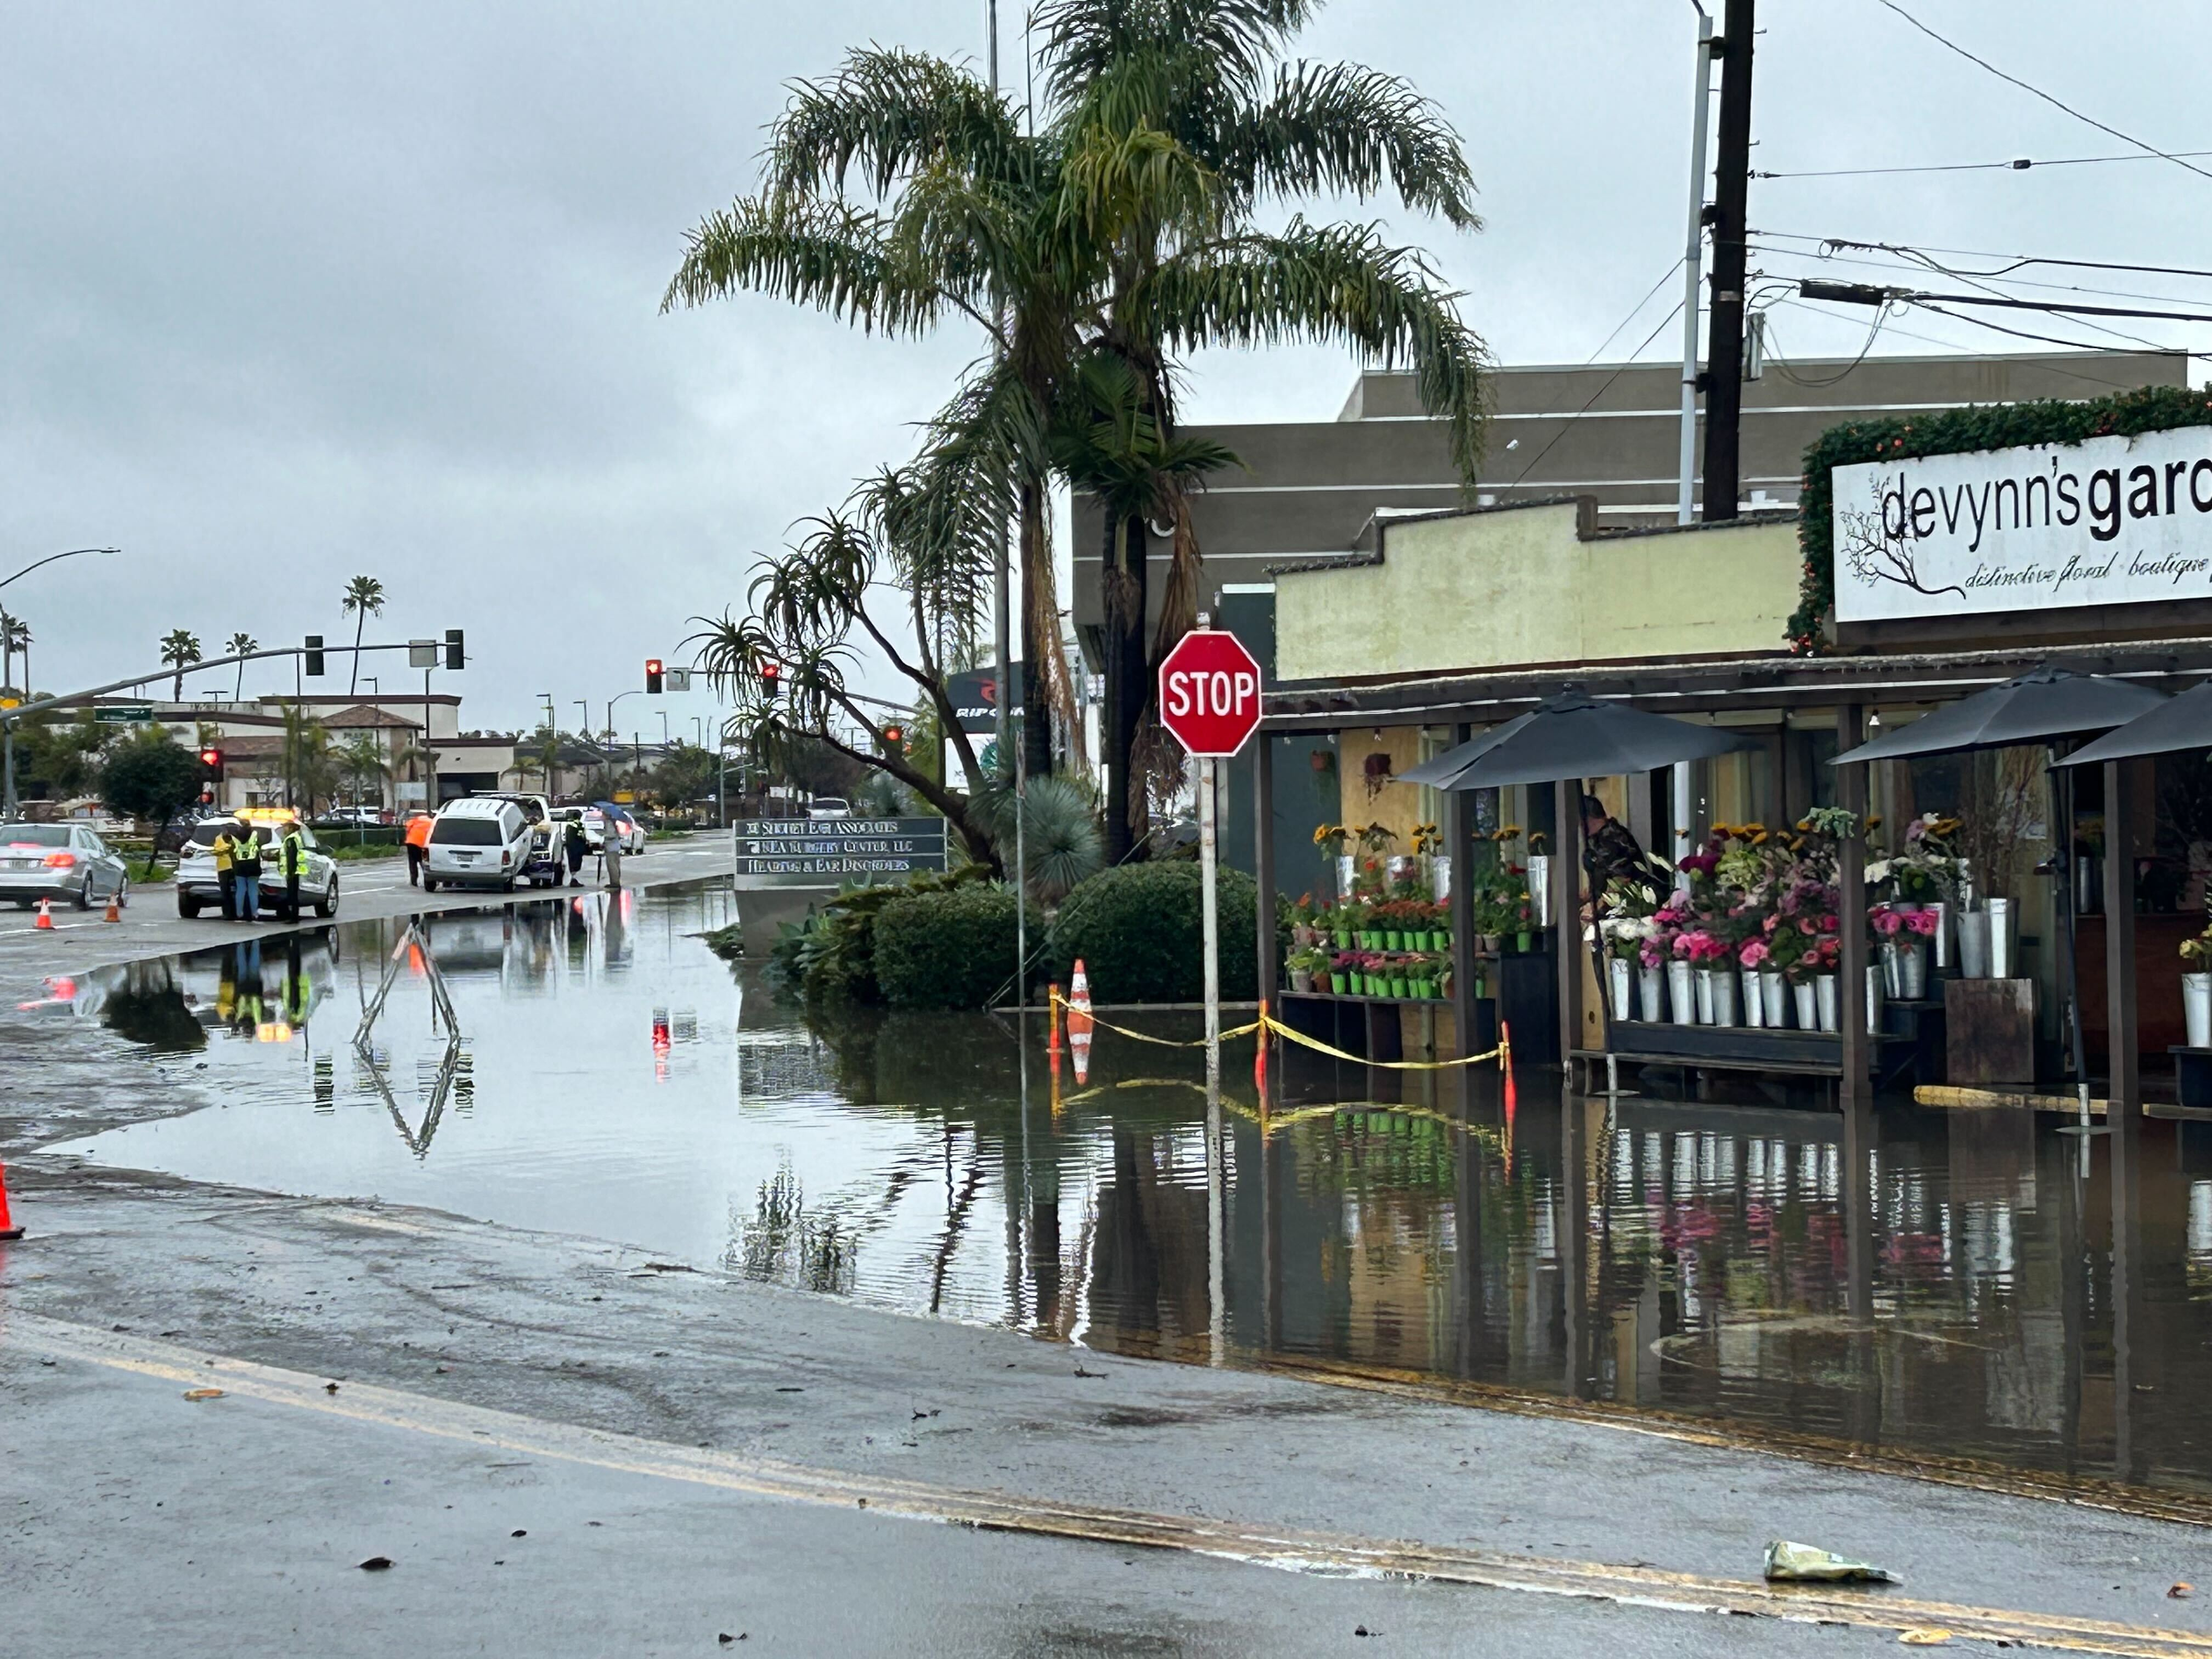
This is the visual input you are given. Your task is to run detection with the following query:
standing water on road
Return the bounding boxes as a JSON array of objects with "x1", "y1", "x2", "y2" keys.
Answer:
[{"x1": 33, "y1": 882, "x2": 2212, "y2": 1503}]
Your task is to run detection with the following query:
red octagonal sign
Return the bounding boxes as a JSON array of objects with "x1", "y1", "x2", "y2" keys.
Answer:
[{"x1": 1158, "y1": 628, "x2": 1264, "y2": 758}]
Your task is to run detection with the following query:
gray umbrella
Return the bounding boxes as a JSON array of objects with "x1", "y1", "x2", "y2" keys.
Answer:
[
  {"x1": 1831, "y1": 664, "x2": 2167, "y2": 766},
  {"x1": 2057, "y1": 678, "x2": 2212, "y2": 768},
  {"x1": 1397, "y1": 688, "x2": 1760, "y2": 790}
]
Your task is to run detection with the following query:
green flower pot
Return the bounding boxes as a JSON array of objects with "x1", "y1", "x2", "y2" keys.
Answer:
[
  {"x1": 1436, "y1": 927, "x2": 1452, "y2": 947},
  {"x1": 1329, "y1": 973, "x2": 1348, "y2": 994},
  {"x1": 1415, "y1": 979, "x2": 1436, "y2": 999},
  {"x1": 1334, "y1": 931, "x2": 1352, "y2": 951},
  {"x1": 1384, "y1": 930, "x2": 1403, "y2": 951},
  {"x1": 1389, "y1": 977, "x2": 1409, "y2": 999},
  {"x1": 1516, "y1": 931, "x2": 1532, "y2": 953}
]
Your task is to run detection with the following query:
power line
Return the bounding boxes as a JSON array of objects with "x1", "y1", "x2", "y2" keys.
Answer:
[
  {"x1": 1754, "y1": 147, "x2": 2212, "y2": 181},
  {"x1": 1580, "y1": 262, "x2": 1684, "y2": 365},
  {"x1": 1757, "y1": 228, "x2": 2212, "y2": 285},
  {"x1": 1868, "y1": 0, "x2": 2212, "y2": 186},
  {"x1": 1775, "y1": 297, "x2": 2173, "y2": 383},
  {"x1": 1505, "y1": 300, "x2": 1686, "y2": 489},
  {"x1": 1749, "y1": 240, "x2": 2212, "y2": 312}
]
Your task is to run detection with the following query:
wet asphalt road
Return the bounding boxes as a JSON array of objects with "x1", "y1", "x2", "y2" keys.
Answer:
[
  {"x1": 0, "y1": 832, "x2": 736, "y2": 978},
  {"x1": 5, "y1": 854, "x2": 2212, "y2": 1654}
]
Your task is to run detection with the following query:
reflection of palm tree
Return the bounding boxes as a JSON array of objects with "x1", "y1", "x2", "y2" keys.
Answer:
[
  {"x1": 159, "y1": 628, "x2": 202, "y2": 701},
  {"x1": 226, "y1": 632, "x2": 258, "y2": 701},
  {"x1": 340, "y1": 575, "x2": 384, "y2": 695}
]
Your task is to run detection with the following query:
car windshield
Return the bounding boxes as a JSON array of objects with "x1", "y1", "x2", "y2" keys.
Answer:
[
  {"x1": 0, "y1": 825, "x2": 71, "y2": 847},
  {"x1": 430, "y1": 816, "x2": 504, "y2": 846}
]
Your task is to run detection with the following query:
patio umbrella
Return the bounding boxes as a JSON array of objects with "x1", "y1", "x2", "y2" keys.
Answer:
[
  {"x1": 1831, "y1": 664, "x2": 2168, "y2": 766},
  {"x1": 1397, "y1": 688, "x2": 1760, "y2": 791},
  {"x1": 2056, "y1": 677, "x2": 2212, "y2": 768}
]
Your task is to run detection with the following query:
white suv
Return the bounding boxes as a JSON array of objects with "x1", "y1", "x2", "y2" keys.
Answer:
[
  {"x1": 422, "y1": 797, "x2": 533, "y2": 891},
  {"x1": 176, "y1": 816, "x2": 340, "y2": 920}
]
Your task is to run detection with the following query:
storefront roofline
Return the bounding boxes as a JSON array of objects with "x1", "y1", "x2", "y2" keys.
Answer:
[{"x1": 1261, "y1": 634, "x2": 2212, "y2": 731}]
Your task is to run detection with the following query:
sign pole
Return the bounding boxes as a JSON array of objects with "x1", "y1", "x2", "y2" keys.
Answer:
[{"x1": 1199, "y1": 752, "x2": 1220, "y2": 1094}]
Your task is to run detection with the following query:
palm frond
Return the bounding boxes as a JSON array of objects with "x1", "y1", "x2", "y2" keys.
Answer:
[
  {"x1": 766, "y1": 48, "x2": 1022, "y2": 201},
  {"x1": 662, "y1": 196, "x2": 948, "y2": 335},
  {"x1": 1211, "y1": 61, "x2": 1479, "y2": 227},
  {"x1": 1136, "y1": 217, "x2": 1488, "y2": 481}
]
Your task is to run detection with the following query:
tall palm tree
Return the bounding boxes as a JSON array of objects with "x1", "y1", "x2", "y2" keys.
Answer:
[
  {"x1": 340, "y1": 575, "x2": 384, "y2": 696},
  {"x1": 226, "y1": 632, "x2": 258, "y2": 702},
  {"x1": 159, "y1": 629, "x2": 202, "y2": 702},
  {"x1": 1051, "y1": 352, "x2": 1238, "y2": 859},
  {"x1": 0, "y1": 608, "x2": 14, "y2": 694},
  {"x1": 2, "y1": 613, "x2": 30, "y2": 697},
  {"x1": 666, "y1": 0, "x2": 1486, "y2": 794}
]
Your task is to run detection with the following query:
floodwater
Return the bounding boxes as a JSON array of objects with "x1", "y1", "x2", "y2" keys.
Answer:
[{"x1": 36, "y1": 883, "x2": 2212, "y2": 1502}]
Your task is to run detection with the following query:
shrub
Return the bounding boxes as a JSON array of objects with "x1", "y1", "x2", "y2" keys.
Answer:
[
  {"x1": 873, "y1": 883, "x2": 1043, "y2": 1010},
  {"x1": 1048, "y1": 862, "x2": 1285, "y2": 1004}
]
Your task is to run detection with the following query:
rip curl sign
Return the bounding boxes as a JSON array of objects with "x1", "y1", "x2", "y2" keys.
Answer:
[{"x1": 1832, "y1": 426, "x2": 2212, "y2": 622}]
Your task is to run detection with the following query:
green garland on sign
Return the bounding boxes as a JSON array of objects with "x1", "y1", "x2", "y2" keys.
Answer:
[{"x1": 1791, "y1": 381, "x2": 2212, "y2": 651}]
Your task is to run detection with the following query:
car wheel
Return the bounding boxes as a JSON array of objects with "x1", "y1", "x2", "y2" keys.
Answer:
[
  {"x1": 422, "y1": 876, "x2": 440, "y2": 893},
  {"x1": 117, "y1": 878, "x2": 130, "y2": 909},
  {"x1": 74, "y1": 875, "x2": 93, "y2": 911},
  {"x1": 314, "y1": 879, "x2": 337, "y2": 919},
  {"x1": 178, "y1": 893, "x2": 201, "y2": 919},
  {"x1": 502, "y1": 875, "x2": 517, "y2": 893}
]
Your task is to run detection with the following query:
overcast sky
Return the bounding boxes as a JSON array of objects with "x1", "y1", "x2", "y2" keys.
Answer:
[{"x1": 3, "y1": 1, "x2": 2208, "y2": 734}]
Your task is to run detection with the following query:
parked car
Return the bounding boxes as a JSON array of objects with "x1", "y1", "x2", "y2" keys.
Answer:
[
  {"x1": 0, "y1": 822, "x2": 132, "y2": 910},
  {"x1": 315, "y1": 805, "x2": 387, "y2": 828},
  {"x1": 174, "y1": 812, "x2": 341, "y2": 919},
  {"x1": 576, "y1": 804, "x2": 645, "y2": 855},
  {"x1": 806, "y1": 796, "x2": 852, "y2": 820},
  {"x1": 422, "y1": 797, "x2": 535, "y2": 891}
]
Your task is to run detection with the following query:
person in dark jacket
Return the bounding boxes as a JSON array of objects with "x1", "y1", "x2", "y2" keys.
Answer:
[
  {"x1": 1581, "y1": 793, "x2": 1658, "y2": 911},
  {"x1": 564, "y1": 818, "x2": 588, "y2": 884}
]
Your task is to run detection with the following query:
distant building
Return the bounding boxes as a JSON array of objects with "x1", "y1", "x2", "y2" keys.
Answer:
[{"x1": 1069, "y1": 348, "x2": 2188, "y2": 660}]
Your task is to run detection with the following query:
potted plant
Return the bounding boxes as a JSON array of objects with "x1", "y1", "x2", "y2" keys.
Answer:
[
  {"x1": 1328, "y1": 951, "x2": 1354, "y2": 995},
  {"x1": 2183, "y1": 926, "x2": 2212, "y2": 1048}
]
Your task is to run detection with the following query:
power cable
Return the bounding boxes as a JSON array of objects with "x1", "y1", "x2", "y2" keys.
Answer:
[
  {"x1": 1774, "y1": 298, "x2": 2173, "y2": 384},
  {"x1": 1754, "y1": 147, "x2": 2212, "y2": 181},
  {"x1": 1505, "y1": 299, "x2": 1685, "y2": 489},
  {"x1": 1759, "y1": 301, "x2": 1891, "y2": 388},
  {"x1": 1579, "y1": 260, "x2": 1688, "y2": 366},
  {"x1": 1748, "y1": 240, "x2": 2212, "y2": 312},
  {"x1": 1867, "y1": 0, "x2": 2212, "y2": 185},
  {"x1": 1757, "y1": 227, "x2": 2212, "y2": 284}
]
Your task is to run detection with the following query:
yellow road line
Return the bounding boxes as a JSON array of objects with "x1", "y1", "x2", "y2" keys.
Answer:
[{"x1": 9, "y1": 1312, "x2": 2208, "y2": 1657}]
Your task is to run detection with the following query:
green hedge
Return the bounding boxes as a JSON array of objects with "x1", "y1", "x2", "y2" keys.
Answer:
[
  {"x1": 1792, "y1": 382, "x2": 2212, "y2": 650},
  {"x1": 872, "y1": 884, "x2": 1042, "y2": 1010},
  {"x1": 1048, "y1": 861, "x2": 1284, "y2": 1004}
]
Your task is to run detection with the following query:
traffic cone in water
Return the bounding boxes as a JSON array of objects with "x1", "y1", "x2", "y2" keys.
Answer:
[
  {"x1": 1067, "y1": 959, "x2": 1094, "y2": 1085},
  {"x1": 33, "y1": 898, "x2": 53, "y2": 930},
  {"x1": 1047, "y1": 983, "x2": 1063, "y2": 1060},
  {"x1": 103, "y1": 893, "x2": 121, "y2": 923},
  {"x1": 0, "y1": 1162, "x2": 22, "y2": 1240}
]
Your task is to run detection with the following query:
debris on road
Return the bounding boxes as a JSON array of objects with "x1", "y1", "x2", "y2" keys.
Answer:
[
  {"x1": 358, "y1": 1556, "x2": 394, "y2": 1572},
  {"x1": 1897, "y1": 1631, "x2": 1951, "y2": 1647},
  {"x1": 182, "y1": 1387, "x2": 225, "y2": 1401},
  {"x1": 2172, "y1": 1583, "x2": 2195, "y2": 1598},
  {"x1": 1762, "y1": 1540, "x2": 1901, "y2": 1584}
]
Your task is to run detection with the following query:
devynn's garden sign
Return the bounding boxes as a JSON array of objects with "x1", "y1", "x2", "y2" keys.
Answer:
[{"x1": 1833, "y1": 424, "x2": 2212, "y2": 623}]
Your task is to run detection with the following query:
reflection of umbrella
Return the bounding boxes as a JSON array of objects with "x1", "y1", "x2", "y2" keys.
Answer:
[
  {"x1": 1398, "y1": 688, "x2": 1759, "y2": 790},
  {"x1": 1832, "y1": 665, "x2": 2167, "y2": 765},
  {"x1": 2057, "y1": 679, "x2": 2212, "y2": 768}
]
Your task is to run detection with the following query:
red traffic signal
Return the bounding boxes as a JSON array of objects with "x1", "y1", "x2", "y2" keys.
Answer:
[
  {"x1": 199, "y1": 747, "x2": 225, "y2": 779},
  {"x1": 881, "y1": 723, "x2": 904, "y2": 747},
  {"x1": 645, "y1": 658, "x2": 664, "y2": 695},
  {"x1": 760, "y1": 661, "x2": 782, "y2": 698}
]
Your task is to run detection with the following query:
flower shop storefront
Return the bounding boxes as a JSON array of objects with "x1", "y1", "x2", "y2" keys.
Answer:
[{"x1": 1254, "y1": 633, "x2": 2212, "y2": 1127}]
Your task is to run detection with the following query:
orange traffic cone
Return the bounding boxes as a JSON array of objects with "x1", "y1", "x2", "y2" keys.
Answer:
[
  {"x1": 1067, "y1": 958, "x2": 1094, "y2": 1085},
  {"x1": 0, "y1": 1161, "x2": 22, "y2": 1240},
  {"x1": 1047, "y1": 982, "x2": 1063, "y2": 1060},
  {"x1": 33, "y1": 898, "x2": 53, "y2": 930},
  {"x1": 103, "y1": 894, "x2": 122, "y2": 923}
]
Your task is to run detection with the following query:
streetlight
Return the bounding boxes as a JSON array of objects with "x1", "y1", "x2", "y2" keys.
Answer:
[
  {"x1": 538, "y1": 692, "x2": 555, "y2": 795},
  {"x1": 605, "y1": 687, "x2": 641, "y2": 743},
  {"x1": 658, "y1": 710, "x2": 670, "y2": 749},
  {"x1": 1, "y1": 546, "x2": 119, "y2": 816}
]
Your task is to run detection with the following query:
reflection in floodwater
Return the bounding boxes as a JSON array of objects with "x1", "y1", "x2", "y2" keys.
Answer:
[{"x1": 35, "y1": 883, "x2": 2212, "y2": 1503}]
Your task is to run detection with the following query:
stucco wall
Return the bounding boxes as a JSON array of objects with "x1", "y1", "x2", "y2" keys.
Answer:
[{"x1": 1276, "y1": 502, "x2": 1801, "y2": 681}]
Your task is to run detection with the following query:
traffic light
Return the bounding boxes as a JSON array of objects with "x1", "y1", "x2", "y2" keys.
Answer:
[
  {"x1": 445, "y1": 628, "x2": 465, "y2": 671},
  {"x1": 760, "y1": 661, "x2": 782, "y2": 700},
  {"x1": 199, "y1": 747, "x2": 225, "y2": 780},
  {"x1": 645, "y1": 658, "x2": 664, "y2": 695},
  {"x1": 303, "y1": 634, "x2": 324, "y2": 677},
  {"x1": 881, "y1": 723, "x2": 904, "y2": 749}
]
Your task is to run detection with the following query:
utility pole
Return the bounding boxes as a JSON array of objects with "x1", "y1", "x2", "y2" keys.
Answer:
[
  {"x1": 1677, "y1": 5, "x2": 1717, "y2": 525},
  {"x1": 1700, "y1": 0, "x2": 1754, "y2": 524}
]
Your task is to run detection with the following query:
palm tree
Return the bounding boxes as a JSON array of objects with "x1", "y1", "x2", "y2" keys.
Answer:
[
  {"x1": 666, "y1": 0, "x2": 1486, "y2": 789},
  {"x1": 1, "y1": 613, "x2": 30, "y2": 697},
  {"x1": 340, "y1": 576, "x2": 384, "y2": 696},
  {"x1": 0, "y1": 608, "x2": 14, "y2": 694},
  {"x1": 1051, "y1": 352, "x2": 1239, "y2": 859},
  {"x1": 159, "y1": 629, "x2": 202, "y2": 702},
  {"x1": 226, "y1": 632, "x2": 258, "y2": 702},
  {"x1": 335, "y1": 731, "x2": 390, "y2": 816}
]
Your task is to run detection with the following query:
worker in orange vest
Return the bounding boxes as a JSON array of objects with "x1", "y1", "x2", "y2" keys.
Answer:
[{"x1": 404, "y1": 810, "x2": 434, "y2": 887}]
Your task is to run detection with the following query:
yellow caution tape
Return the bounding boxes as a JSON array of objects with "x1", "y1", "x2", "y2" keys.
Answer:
[
  {"x1": 1049, "y1": 992, "x2": 1259, "y2": 1048},
  {"x1": 1048, "y1": 992, "x2": 1511, "y2": 1073}
]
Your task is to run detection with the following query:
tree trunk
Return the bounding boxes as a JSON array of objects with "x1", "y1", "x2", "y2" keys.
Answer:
[
  {"x1": 1115, "y1": 512, "x2": 1150, "y2": 855},
  {"x1": 1101, "y1": 513, "x2": 1135, "y2": 865},
  {"x1": 1019, "y1": 480, "x2": 1055, "y2": 781},
  {"x1": 349, "y1": 615, "x2": 366, "y2": 696}
]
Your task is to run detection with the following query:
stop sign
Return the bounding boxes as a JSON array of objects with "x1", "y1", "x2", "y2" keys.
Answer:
[{"x1": 1157, "y1": 628, "x2": 1264, "y2": 758}]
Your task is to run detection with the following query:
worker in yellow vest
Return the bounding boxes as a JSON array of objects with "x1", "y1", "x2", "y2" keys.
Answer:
[
  {"x1": 278, "y1": 818, "x2": 309, "y2": 922},
  {"x1": 210, "y1": 823, "x2": 239, "y2": 920}
]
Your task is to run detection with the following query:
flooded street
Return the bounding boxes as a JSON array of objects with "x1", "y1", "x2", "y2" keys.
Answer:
[{"x1": 37, "y1": 881, "x2": 2212, "y2": 1505}]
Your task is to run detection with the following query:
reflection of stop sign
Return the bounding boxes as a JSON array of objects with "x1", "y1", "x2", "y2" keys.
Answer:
[{"x1": 1158, "y1": 629, "x2": 1264, "y2": 757}]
